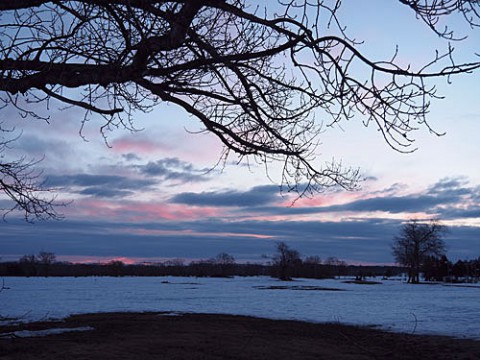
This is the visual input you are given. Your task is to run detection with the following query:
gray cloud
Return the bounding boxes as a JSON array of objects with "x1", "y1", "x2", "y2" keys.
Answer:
[
  {"x1": 2, "y1": 216, "x2": 478, "y2": 264},
  {"x1": 171, "y1": 178, "x2": 480, "y2": 219},
  {"x1": 2, "y1": 177, "x2": 479, "y2": 264},
  {"x1": 428, "y1": 177, "x2": 469, "y2": 193},
  {"x1": 42, "y1": 156, "x2": 211, "y2": 198},
  {"x1": 171, "y1": 185, "x2": 281, "y2": 207},
  {"x1": 325, "y1": 194, "x2": 456, "y2": 214},
  {"x1": 246, "y1": 183, "x2": 479, "y2": 220},
  {"x1": 12, "y1": 134, "x2": 71, "y2": 157},
  {"x1": 45, "y1": 174, "x2": 156, "y2": 198},
  {"x1": 79, "y1": 187, "x2": 133, "y2": 198},
  {"x1": 241, "y1": 194, "x2": 449, "y2": 217},
  {"x1": 136, "y1": 157, "x2": 209, "y2": 183},
  {"x1": 122, "y1": 153, "x2": 142, "y2": 162},
  {"x1": 440, "y1": 207, "x2": 480, "y2": 219}
]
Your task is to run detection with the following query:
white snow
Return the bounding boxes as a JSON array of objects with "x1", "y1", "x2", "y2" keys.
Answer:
[{"x1": 1, "y1": 276, "x2": 479, "y2": 339}]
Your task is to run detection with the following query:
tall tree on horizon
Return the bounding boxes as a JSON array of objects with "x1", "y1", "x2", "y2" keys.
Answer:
[
  {"x1": 272, "y1": 241, "x2": 301, "y2": 281},
  {"x1": 392, "y1": 219, "x2": 447, "y2": 284}
]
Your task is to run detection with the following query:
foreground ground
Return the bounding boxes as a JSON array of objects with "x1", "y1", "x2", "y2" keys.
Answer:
[{"x1": 1, "y1": 312, "x2": 479, "y2": 359}]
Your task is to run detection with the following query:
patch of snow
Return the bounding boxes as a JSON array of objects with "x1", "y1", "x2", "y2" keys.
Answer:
[
  {"x1": 157, "y1": 311, "x2": 184, "y2": 317},
  {"x1": 1, "y1": 276, "x2": 479, "y2": 339}
]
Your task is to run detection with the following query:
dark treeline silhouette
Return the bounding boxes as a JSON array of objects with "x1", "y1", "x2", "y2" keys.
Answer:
[
  {"x1": 422, "y1": 255, "x2": 480, "y2": 283},
  {"x1": 0, "y1": 258, "x2": 267, "y2": 278},
  {"x1": 0, "y1": 254, "x2": 403, "y2": 280},
  {"x1": 267, "y1": 242, "x2": 371, "y2": 281},
  {"x1": 2, "y1": 245, "x2": 478, "y2": 282}
]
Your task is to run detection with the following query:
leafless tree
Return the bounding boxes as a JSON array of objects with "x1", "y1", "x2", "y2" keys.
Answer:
[
  {"x1": 19, "y1": 253, "x2": 38, "y2": 275},
  {"x1": 272, "y1": 241, "x2": 301, "y2": 281},
  {"x1": 107, "y1": 260, "x2": 125, "y2": 276},
  {"x1": 164, "y1": 258, "x2": 185, "y2": 266},
  {"x1": 304, "y1": 255, "x2": 322, "y2": 265},
  {"x1": 37, "y1": 250, "x2": 56, "y2": 276},
  {"x1": 0, "y1": 1, "x2": 479, "y2": 216},
  {"x1": 37, "y1": 251, "x2": 56, "y2": 264},
  {"x1": 323, "y1": 256, "x2": 347, "y2": 277},
  {"x1": 19, "y1": 254, "x2": 36, "y2": 264},
  {"x1": 399, "y1": 0, "x2": 480, "y2": 39},
  {"x1": 1, "y1": 124, "x2": 61, "y2": 221},
  {"x1": 212, "y1": 252, "x2": 236, "y2": 276},
  {"x1": 392, "y1": 219, "x2": 447, "y2": 284},
  {"x1": 214, "y1": 252, "x2": 235, "y2": 265}
]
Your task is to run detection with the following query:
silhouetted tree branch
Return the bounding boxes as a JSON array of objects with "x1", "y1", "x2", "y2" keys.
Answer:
[
  {"x1": 0, "y1": 0, "x2": 479, "y2": 209},
  {"x1": 399, "y1": 0, "x2": 480, "y2": 39},
  {"x1": 0, "y1": 125, "x2": 62, "y2": 221}
]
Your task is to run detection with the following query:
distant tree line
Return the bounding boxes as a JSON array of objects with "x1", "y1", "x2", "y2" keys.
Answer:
[
  {"x1": 0, "y1": 246, "x2": 403, "y2": 280},
  {"x1": 1, "y1": 255, "x2": 267, "y2": 278},
  {"x1": 17, "y1": 251, "x2": 57, "y2": 277},
  {"x1": 268, "y1": 242, "x2": 354, "y2": 281},
  {"x1": 2, "y1": 239, "x2": 478, "y2": 283},
  {"x1": 422, "y1": 255, "x2": 480, "y2": 282}
]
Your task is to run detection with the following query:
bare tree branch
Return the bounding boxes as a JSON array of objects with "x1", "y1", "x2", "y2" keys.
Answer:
[
  {"x1": 0, "y1": 124, "x2": 63, "y2": 221},
  {"x1": 0, "y1": 0, "x2": 478, "y2": 210},
  {"x1": 399, "y1": 0, "x2": 480, "y2": 39}
]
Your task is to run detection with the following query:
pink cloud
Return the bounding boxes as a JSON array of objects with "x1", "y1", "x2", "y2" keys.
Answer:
[
  {"x1": 123, "y1": 202, "x2": 221, "y2": 221},
  {"x1": 109, "y1": 133, "x2": 221, "y2": 165},
  {"x1": 71, "y1": 198, "x2": 223, "y2": 222},
  {"x1": 67, "y1": 199, "x2": 125, "y2": 220},
  {"x1": 281, "y1": 191, "x2": 363, "y2": 208},
  {"x1": 110, "y1": 136, "x2": 171, "y2": 155}
]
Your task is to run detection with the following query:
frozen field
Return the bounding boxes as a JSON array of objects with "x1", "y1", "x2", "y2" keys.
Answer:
[{"x1": 1, "y1": 276, "x2": 479, "y2": 339}]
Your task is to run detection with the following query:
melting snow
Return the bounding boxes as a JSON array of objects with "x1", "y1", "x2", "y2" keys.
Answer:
[
  {"x1": 2, "y1": 326, "x2": 94, "y2": 338},
  {"x1": 1, "y1": 276, "x2": 479, "y2": 339}
]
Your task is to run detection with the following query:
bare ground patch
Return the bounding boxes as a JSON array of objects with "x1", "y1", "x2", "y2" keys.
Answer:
[{"x1": 1, "y1": 312, "x2": 479, "y2": 360}]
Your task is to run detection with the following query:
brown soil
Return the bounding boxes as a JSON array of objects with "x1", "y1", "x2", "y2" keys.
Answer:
[{"x1": 1, "y1": 312, "x2": 479, "y2": 359}]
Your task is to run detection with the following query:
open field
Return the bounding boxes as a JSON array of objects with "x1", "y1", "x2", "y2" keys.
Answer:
[{"x1": 1, "y1": 276, "x2": 480, "y2": 339}]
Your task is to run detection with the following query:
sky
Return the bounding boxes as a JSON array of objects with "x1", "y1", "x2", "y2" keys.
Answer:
[{"x1": 1, "y1": 0, "x2": 479, "y2": 265}]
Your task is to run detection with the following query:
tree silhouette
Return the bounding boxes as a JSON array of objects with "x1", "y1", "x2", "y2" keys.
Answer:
[
  {"x1": 37, "y1": 251, "x2": 56, "y2": 276},
  {"x1": 272, "y1": 241, "x2": 301, "y2": 281},
  {"x1": 211, "y1": 252, "x2": 236, "y2": 277},
  {"x1": 392, "y1": 219, "x2": 447, "y2": 284},
  {"x1": 422, "y1": 255, "x2": 451, "y2": 282},
  {"x1": 1, "y1": 1, "x2": 479, "y2": 218},
  {"x1": 19, "y1": 253, "x2": 37, "y2": 276},
  {"x1": 1, "y1": 125, "x2": 61, "y2": 221}
]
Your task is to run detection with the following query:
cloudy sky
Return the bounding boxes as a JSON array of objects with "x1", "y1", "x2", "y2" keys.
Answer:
[{"x1": 1, "y1": 0, "x2": 479, "y2": 265}]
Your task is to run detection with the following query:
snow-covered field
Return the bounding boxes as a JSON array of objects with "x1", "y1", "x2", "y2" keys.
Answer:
[{"x1": 1, "y1": 276, "x2": 479, "y2": 339}]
